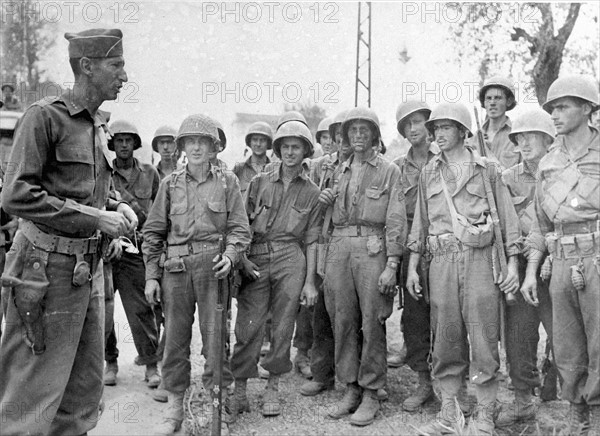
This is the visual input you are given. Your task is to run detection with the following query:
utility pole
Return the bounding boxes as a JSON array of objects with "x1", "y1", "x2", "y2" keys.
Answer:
[{"x1": 354, "y1": 2, "x2": 372, "y2": 107}]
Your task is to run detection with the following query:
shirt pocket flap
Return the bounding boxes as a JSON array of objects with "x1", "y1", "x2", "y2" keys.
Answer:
[
  {"x1": 208, "y1": 200, "x2": 226, "y2": 213},
  {"x1": 426, "y1": 182, "x2": 442, "y2": 199},
  {"x1": 465, "y1": 180, "x2": 486, "y2": 198},
  {"x1": 134, "y1": 185, "x2": 152, "y2": 199},
  {"x1": 55, "y1": 144, "x2": 94, "y2": 164},
  {"x1": 511, "y1": 195, "x2": 528, "y2": 207},
  {"x1": 365, "y1": 188, "x2": 385, "y2": 199}
]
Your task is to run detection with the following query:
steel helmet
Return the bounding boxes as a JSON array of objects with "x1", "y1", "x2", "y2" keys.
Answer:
[
  {"x1": 425, "y1": 102, "x2": 473, "y2": 137},
  {"x1": 396, "y1": 100, "x2": 432, "y2": 137},
  {"x1": 542, "y1": 75, "x2": 600, "y2": 113},
  {"x1": 108, "y1": 120, "x2": 142, "y2": 151},
  {"x1": 342, "y1": 106, "x2": 382, "y2": 146},
  {"x1": 151, "y1": 125, "x2": 177, "y2": 152},
  {"x1": 272, "y1": 120, "x2": 314, "y2": 159},
  {"x1": 276, "y1": 111, "x2": 308, "y2": 131},
  {"x1": 329, "y1": 109, "x2": 349, "y2": 139},
  {"x1": 316, "y1": 117, "x2": 333, "y2": 144},
  {"x1": 213, "y1": 119, "x2": 227, "y2": 151},
  {"x1": 176, "y1": 114, "x2": 220, "y2": 151},
  {"x1": 245, "y1": 121, "x2": 274, "y2": 150},
  {"x1": 479, "y1": 76, "x2": 517, "y2": 111},
  {"x1": 508, "y1": 109, "x2": 555, "y2": 145}
]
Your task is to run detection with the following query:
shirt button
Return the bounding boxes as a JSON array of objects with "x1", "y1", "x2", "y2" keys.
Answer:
[{"x1": 33, "y1": 262, "x2": 40, "y2": 270}]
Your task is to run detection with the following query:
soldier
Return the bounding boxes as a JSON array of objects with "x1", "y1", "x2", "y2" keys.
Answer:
[
  {"x1": 494, "y1": 108, "x2": 556, "y2": 427},
  {"x1": 0, "y1": 29, "x2": 137, "y2": 435},
  {"x1": 472, "y1": 76, "x2": 520, "y2": 170},
  {"x1": 521, "y1": 75, "x2": 600, "y2": 435},
  {"x1": 0, "y1": 84, "x2": 21, "y2": 112},
  {"x1": 319, "y1": 107, "x2": 406, "y2": 426},
  {"x1": 212, "y1": 119, "x2": 229, "y2": 169},
  {"x1": 406, "y1": 102, "x2": 520, "y2": 435},
  {"x1": 232, "y1": 121, "x2": 273, "y2": 196},
  {"x1": 103, "y1": 120, "x2": 162, "y2": 388},
  {"x1": 229, "y1": 120, "x2": 322, "y2": 418},
  {"x1": 391, "y1": 100, "x2": 438, "y2": 411},
  {"x1": 317, "y1": 116, "x2": 334, "y2": 155},
  {"x1": 152, "y1": 125, "x2": 182, "y2": 180},
  {"x1": 143, "y1": 114, "x2": 250, "y2": 435}
]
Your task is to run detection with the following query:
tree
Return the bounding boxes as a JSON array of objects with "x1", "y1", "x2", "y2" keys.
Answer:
[
  {"x1": 449, "y1": 3, "x2": 597, "y2": 104},
  {"x1": 1, "y1": 0, "x2": 56, "y2": 98}
]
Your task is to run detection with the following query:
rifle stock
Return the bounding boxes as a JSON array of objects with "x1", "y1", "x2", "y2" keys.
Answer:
[{"x1": 473, "y1": 106, "x2": 487, "y2": 158}]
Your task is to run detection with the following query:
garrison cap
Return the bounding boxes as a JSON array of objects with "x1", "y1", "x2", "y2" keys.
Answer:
[{"x1": 64, "y1": 29, "x2": 123, "y2": 58}]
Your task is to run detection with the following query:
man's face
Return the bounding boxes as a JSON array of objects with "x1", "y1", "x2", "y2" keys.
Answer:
[
  {"x1": 279, "y1": 137, "x2": 306, "y2": 168},
  {"x1": 157, "y1": 136, "x2": 177, "y2": 160},
  {"x1": 515, "y1": 132, "x2": 549, "y2": 162},
  {"x1": 348, "y1": 120, "x2": 375, "y2": 153},
  {"x1": 183, "y1": 135, "x2": 215, "y2": 166},
  {"x1": 402, "y1": 112, "x2": 429, "y2": 146},
  {"x1": 319, "y1": 132, "x2": 332, "y2": 154},
  {"x1": 549, "y1": 97, "x2": 590, "y2": 135},
  {"x1": 484, "y1": 87, "x2": 509, "y2": 120},
  {"x1": 249, "y1": 134, "x2": 269, "y2": 157},
  {"x1": 89, "y1": 56, "x2": 128, "y2": 101},
  {"x1": 113, "y1": 133, "x2": 136, "y2": 160},
  {"x1": 433, "y1": 120, "x2": 464, "y2": 152}
]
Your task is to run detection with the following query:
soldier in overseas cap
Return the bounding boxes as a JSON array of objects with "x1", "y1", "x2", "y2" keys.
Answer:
[
  {"x1": 406, "y1": 102, "x2": 521, "y2": 435},
  {"x1": 142, "y1": 114, "x2": 251, "y2": 435},
  {"x1": 319, "y1": 107, "x2": 407, "y2": 426},
  {"x1": 0, "y1": 28, "x2": 137, "y2": 435},
  {"x1": 522, "y1": 74, "x2": 600, "y2": 434},
  {"x1": 496, "y1": 108, "x2": 557, "y2": 427}
]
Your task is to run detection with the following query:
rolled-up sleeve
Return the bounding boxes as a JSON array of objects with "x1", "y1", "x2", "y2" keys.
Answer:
[
  {"x1": 525, "y1": 180, "x2": 553, "y2": 254},
  {"x1": 491, "y1": 166, "x2": 521, "y2": 257},
  {"x1": 385, "y1": 164, "x2": 407, "y2": 257},
  {"x1": 407, "y1": 171, "x2": 429, "y2": 255},
  {"x1": 142, "y1": 179, "x2": 170, "y2": 281}
]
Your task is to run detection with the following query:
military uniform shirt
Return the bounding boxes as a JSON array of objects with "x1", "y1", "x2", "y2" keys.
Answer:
[
  {"x1": 502, "y1": 162, "x2": 538, "y2": 236},
  {"x1": 233, "y1": 155, "x2": 271, "y2": 195},
  {"x1": 471, "y1": 117, "x2": 520, "y2": 170},
  {"x1": 142, "y1": 164, "x2": 251, "y2": 281}
]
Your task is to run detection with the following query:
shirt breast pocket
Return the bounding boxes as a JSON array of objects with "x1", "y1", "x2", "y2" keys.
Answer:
[
  {"x1": 288, "y1": 205, "x2": 312, "y2": 236},
  {"x1": 361, "y1": 188, "x2": 389, "y2": 224},
  {"x1": 134, "y1": 184, "x2": 152, "y2": 201},
  {"x1": 54, "y1": 144, "x2": 95, "y2": 200},
  {"x1": 208, "y1": 199, "x2": 227, "y2": 231}
]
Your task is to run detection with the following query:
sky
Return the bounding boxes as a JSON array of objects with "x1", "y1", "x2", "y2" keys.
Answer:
[{"x1": 18, "y1": 1, "x2": 600, "y2": 164}]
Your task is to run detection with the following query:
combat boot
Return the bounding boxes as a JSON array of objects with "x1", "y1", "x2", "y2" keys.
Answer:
[
  {"x1": 495, "y1": 388, "x2": 536, "y2": 427},
  {"x1": 417, "y1": 376, "x2": 462, "y2": 436},
  {"x1": 227, "y1": 379, "x2": 250, "y2": 421},
  {"x1": 261, "y1": 375, "x2": 281, "y2": 416},
  {"x1": 377, "y1": 388, "x2": 388, "y2": 402},
  {"x1": 153, "y1": 382, "x2": 169, "y2": 403},
  {"x1": 469, "y1": 381, "x2": 498, "y2": 436},
  {"x1": 328, "y1": 383, "x2": 361, "y2": 419},
  {"x1": 559, "y1": 403, "x2": 590, "y2": 436},
  {"x1": 403, "y1": 371, "x2": 434, "y2": 412},
  {"x1": 154, "y1": 392, "x2": 184, "y2": 435},
  {"x1": 457, "y1": 377, "x2": 476, "y2": 417},
  {"x1": 387, "y1": 343, "x2": 407, "y2": 368},
  {"x1": 294, "y1": 349, "x2": 312, "y2": 379},
  {"x1": 145, "y1": 363, "x2": 161, "y2": 388},
  {"x1": 350, "y1": 389, "x2": 380, "y2": 426},
  {"x1": 104, "y1": 360, "x2": 118, "y2": 386},
  {"x1": 589, "y1": 405, "x2": 600, "y2": 436},
  {"x1": 300, "y1": 380, "x2": 334, "y2": 396},
  {"x1": 257, "y1": 363, "x2": 269, "y2": 379}
]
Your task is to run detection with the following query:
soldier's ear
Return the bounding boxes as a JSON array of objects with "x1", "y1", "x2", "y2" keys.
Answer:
[{"x1": 80, "y1": 57, "x2": 94, "y2": 77}]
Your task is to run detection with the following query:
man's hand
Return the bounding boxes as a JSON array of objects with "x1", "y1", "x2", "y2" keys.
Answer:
[
  {"x1": 300, "y1": 282, "x2": 318, "y2": 307},
  {"x1": 318, "y1": 188, "x2": 336, "y2": 207},
  {"x1": 145, "y1": 279, "x2": 161, "y2": 305},
  {"x1": 117, "y1": 203, "x2": 138, "y2": 235},
  {"x1": 520, "y1": 273, "x2": 539, "y2": 307},
  {"x1": 499, "y1": 259, "x2": 519, "y2": 295},
  {"x1": 378, "y1": 266, "x2": 397, "y2": 295},
  {"x1": 98, "y1": 210, "x2": 132, "y2": 238},
  {"x1": 240, "y1": 255, "x2": 260, "y2": 281},
  {"x1": 405, "y1": 269, "x2": 422, "y2": 300},
  {"x1": 212, "y1": 254, "x2": 232, "y2": 279},
  {"x1": 104, "y1": 238, "x2": 123, "y2": 262}
]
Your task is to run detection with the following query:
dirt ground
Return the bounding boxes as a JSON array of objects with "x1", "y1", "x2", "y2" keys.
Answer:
[{"x1": 92, "y1": 303, "x2": 569, "y2": 436}]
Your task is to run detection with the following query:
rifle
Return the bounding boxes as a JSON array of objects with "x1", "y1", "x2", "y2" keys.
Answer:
[
  {"x1": 211, "y1": 235, "x2": 229, "y2": 436},
  {"x1": 473, "y1": 106, "x2": 488, "y2": 157}
]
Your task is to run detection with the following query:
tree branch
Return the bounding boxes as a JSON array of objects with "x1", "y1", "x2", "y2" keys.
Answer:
[{"x1": 557, "y1": 3, "x2": 581, "y2": 45}]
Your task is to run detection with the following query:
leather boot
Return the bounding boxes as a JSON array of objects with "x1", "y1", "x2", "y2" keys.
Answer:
[
  {"x1": 328, "y1": 383, "x2": 361, "y2": 419},
  {"x1": 418, "y1": 376, "x2": 462, "y2": 435},
  {"x1": 294, "y1": 349, "x2": 312, "y2": 379},
  {"x1": 588, "y1": 405, "x2": 600, "y2": 436},
  {"x1": 155, "y1": 392, "x2": 184, "y2": 435},
  {"x1": 300, "y1": 380, "x2": 334, "y2": 396},
  {"x1": 261, "y1": 375, "x2": 281, "y2": 416},
  {"x1": 153, "y1": 382, "x2": 169, "y2": 403},
  {"x1": 145, "y1": 363, "x2": 161, "y2": 388},
  {"x1": 403, "y1": 371, "x2": 434, "y2": 412},
  {"x1": 350, "y1": 389, "x2": 380, "y2": 426},
  {"x1": 559, "y1": 403, "x2": 590, "y2": 436},
  {"x1": 104, "y1": 360, "x2": 118, "y2": 386},
  {"x1": 387, "y1": 342, "x2": 407, "y2": 368},
  {"x1": 457, "y1": 377, "x2": 476, "y2": 417},
  {"x1": 496, "y1": 388, "x2": 536, "y2": 427},
  {"x1": 227, "y1": 379, "x2": 250, "y2": 422},
  {"x1": 470, "y1": 381, "x2": 498, "y2": 436}
]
